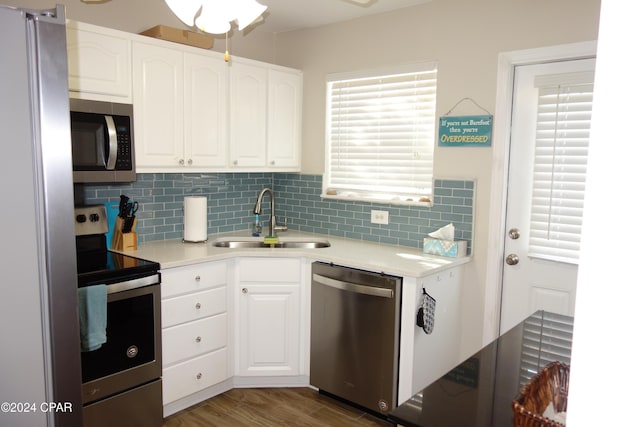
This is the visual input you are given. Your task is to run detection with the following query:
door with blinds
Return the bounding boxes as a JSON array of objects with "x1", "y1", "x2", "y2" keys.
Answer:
[{"x1": 500, "y1": 58, "x2": 596, "y2": 334}]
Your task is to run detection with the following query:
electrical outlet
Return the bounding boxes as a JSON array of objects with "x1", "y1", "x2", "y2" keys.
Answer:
[{"x1": 371, "y1": 210, "x2": 389, "y2": 225}]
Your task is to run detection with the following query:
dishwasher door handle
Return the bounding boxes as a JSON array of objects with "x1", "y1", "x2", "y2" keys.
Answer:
[{"x1": 313, "y1": 273, "x2": 394, "y2": 298}]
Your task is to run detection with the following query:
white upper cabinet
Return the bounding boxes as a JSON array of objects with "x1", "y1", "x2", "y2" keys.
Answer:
[
  {"x1": 230, "y1": 59, "x2": 302, "y2": 171},
  {"x1": 133, "y1": 40, "x2": 228, "y2": 171},
  {"x1": 67, "y1": 21, "x2": 302, "y2": 173},
  {"x1": 66, "y1": 21, "x2": 132, "y2": 103},
  {"x1": 229, "y1": 60, "x2": 268, "y2": 168},
  {"x1": 267, "y1": 68, "x2": 302, "y2": 169},
  {"x1": 133, "y1": 41, "x2": 185, "y2": 170},
  {"x1": 184, "y1": 53, "x2": 229, "y2": 169}
]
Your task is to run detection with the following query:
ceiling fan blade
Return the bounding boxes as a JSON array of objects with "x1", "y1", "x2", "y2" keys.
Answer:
[{"x1": 343, "y1": 0, "x2": 374, "y2": 6}]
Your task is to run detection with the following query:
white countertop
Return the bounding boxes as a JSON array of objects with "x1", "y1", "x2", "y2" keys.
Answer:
[{"x1": 124, "y1": 230, "x2": 470, "y2": 277}]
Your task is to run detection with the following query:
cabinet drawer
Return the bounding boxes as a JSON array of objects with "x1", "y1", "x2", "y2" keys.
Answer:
[
  {"x1": 237, "y1": 258, "x2": 300, "y2": 283},
  {"x1": 162, "y1": 349, "x2": 228, "y2": 405},
  {"x1": 162, "y1": 262, "x2": 227, "y2": 299},
  {"x1": 162, "y1": 314, "x2": 227, "y2": 367},
  {"x1": 162, "y1": 287, "x2": 226, "y2": 327}
]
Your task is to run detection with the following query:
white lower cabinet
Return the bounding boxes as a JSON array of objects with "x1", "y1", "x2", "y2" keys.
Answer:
[
  {"x1": 235, "y1": 258, "x2": 303, "y2": 377},
  {"x1": 160, "y1": 261, "x2": 231, "y2": 408}
]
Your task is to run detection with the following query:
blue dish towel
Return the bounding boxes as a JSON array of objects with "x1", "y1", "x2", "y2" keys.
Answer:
[{"x1": 77, "y1": 284, "x2": 107, "y2": 352}]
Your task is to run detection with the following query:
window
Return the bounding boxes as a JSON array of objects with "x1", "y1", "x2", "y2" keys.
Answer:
[
  {"x1": 324, "y1": 63, "x2": 437, "y2": 204},
  {"x1": 528, "y1": 71, "x2": 594, "y2": 263}
]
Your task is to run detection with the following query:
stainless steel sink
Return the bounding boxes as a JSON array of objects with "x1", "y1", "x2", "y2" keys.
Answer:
[{"x1": 213, "y1": 239, "x2": 330, "y2": 249}]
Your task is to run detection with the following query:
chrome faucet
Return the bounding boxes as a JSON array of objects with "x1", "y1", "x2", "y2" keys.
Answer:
[{"x1": 253, "y1": 188, "x2": 287, "y2": 237}]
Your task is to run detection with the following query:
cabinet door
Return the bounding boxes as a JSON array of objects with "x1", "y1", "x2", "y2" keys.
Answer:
[
  {"x1": 184, "y1": 53, "x2": 229, "y2": 169},
  {"x1": 133, "y1": 42, "x2": 184, "y2": 169},
  {"x1": 67, "y1": 22, "x2": 131, "y2": 102},
  {"x1": 229, "y1": 61, "x2": 267, "y2": 167},
  {"x1": 237, "y1": 283, "x2": 300, "y2": 376},
  {"x1": 267, "y1": 69, "x2": 302, "y2": 170}
]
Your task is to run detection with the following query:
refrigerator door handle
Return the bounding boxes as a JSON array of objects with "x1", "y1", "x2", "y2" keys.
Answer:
[
  {"x1": 312, "y1": 273, "x2": 394, "y2": 298},
  {"x1": 105, "y1": 115, "x2": 118, "y2": 170}
]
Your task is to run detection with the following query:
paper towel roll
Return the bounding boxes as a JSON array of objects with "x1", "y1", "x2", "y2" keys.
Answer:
[{"x1": 184, "y1": 196, "x2": 208, "y2": 242}]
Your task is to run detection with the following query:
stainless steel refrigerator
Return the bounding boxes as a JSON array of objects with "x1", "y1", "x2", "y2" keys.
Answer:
[{"x1": 0, "y1": 4, "x2": 83, "y2": 427}]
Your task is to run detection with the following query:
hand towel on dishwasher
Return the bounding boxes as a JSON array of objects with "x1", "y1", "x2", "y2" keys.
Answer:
[
  {"x1": 77, "y1": 284, "x2": 107, "y2": 351},
  {"x1": 416, "y1": 289, "x2": 436, "y2": 334}
]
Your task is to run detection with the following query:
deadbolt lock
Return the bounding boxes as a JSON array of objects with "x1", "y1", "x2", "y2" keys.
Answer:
[{"x1": 508, "y1": 228, "x2": 520, "y2": 240}]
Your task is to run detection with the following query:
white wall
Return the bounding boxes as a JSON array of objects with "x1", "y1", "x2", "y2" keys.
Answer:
[{"x1": 273, "y1": 0, "x2": 600, "y2": 355}]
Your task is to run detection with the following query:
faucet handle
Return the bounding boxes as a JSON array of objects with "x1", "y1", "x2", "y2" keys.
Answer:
[{"x1": 275, "y1": 217, "x2": 288, "y2": 232}]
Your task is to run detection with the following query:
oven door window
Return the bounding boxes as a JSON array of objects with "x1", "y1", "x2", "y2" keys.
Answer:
[{"x1": 81, "y1": 291, "x2": 156, "y2": 383}]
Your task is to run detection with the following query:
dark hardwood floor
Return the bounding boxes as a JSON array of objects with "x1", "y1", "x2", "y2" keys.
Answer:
[{"x1": 163, "y1": 387, "x2": 395, "y2": 426}]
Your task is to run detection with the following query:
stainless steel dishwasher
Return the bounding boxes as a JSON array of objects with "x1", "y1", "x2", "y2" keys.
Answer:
[{"x1": 310, "y1": 261, "x2": 402, "y2": 416}]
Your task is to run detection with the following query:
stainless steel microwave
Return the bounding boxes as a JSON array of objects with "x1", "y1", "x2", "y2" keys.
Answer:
[{"x1": 70, "y1": 99, "x2": 136, "y2": 183}]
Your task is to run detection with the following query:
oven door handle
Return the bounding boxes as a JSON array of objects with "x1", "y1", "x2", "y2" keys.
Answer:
[
  {"x1": 104, "y1": 115, "x2": 118, "y2": 171},
  {"x1": 105, "y1": 273, "x2": 160, "y2": 294}
]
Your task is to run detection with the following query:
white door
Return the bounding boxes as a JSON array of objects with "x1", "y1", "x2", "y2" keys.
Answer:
[{"x1": 500, "y1": 58, "x2": 596, "y2": 333}]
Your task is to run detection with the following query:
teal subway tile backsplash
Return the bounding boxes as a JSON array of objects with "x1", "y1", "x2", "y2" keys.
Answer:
[{"x1": 77, "y1": 173, "x2": 474, "y2": 254}]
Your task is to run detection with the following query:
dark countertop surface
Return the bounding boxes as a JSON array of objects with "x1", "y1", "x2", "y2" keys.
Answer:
[{"x1": 389, "y1": 311, "x2": 573, "y2": 427}]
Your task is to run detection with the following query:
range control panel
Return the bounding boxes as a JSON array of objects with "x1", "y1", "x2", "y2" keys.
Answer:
[{"x1": 74, "y1": 205, "x2": 109, "y2": 236}]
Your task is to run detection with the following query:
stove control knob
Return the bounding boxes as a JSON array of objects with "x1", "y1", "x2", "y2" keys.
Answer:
[{"x1": 76, "y1": 214, "x2": 87, "y2": 223}]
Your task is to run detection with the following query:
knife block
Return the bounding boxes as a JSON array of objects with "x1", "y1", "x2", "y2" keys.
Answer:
[{"x1": 111, "y1": 217, "x2": 138, "y2": 251}]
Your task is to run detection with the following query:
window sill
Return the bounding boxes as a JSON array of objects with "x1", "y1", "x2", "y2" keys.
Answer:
[{"x1": 320, "y1": 193, "x2": 434, "y2": 208}]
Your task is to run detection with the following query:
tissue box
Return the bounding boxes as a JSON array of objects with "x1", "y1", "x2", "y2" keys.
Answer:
[{"x1": 423, "y1": 238, "x2": 467, "y2": 257}]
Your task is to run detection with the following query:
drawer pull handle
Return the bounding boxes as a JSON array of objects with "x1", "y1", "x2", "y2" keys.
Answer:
[
  {"x1": 195, "y1": 275, "x2": 201, "y2": 282},
  {"x1": 195, "y1": 336, "x2": 202, "y2": 343},
  {"x1": 196, "y1": 373, "x2": 202, "y2": 380},
  {"x1": 195, "y1": 302, "x2": 201, "y2": 310}
]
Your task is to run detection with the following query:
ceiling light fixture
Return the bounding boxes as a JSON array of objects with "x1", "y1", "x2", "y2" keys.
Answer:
[{"x1": 164, "y1": 0, "x2": 267, "y2": 34}]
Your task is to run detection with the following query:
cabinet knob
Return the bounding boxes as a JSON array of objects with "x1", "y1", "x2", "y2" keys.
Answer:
[
  {"x1": 195, "y1": 275, "x2": 201, "y2": 282},
  {"x1": 242, "y1": 287, "x2": 248, "y2": 294},
  {"x1": 195, "y1": 302, "x2": 201, "y2": 309},
  {"x1": 195, "y1": 336, "x2": 202, "y2": 343},
  {"x1": 188, "y1": 159, "x2": 193, "y2": 165},
  {"x1": 196, "y1": 373, "x2": 202, "y2": 380},
  {"x1": 270, "y1": 160, "x2": 275, "y2": 165},
  {"x1": 179, "y1": 159, "x2": 185, "y2": 165},
  {"x1": 233, "y1": 160, "x2": 238, "y2": 166}
]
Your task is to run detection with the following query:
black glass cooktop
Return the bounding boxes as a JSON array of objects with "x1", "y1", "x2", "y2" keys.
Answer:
[{"x1": 77, "y1": 250, "x2": 160, "y2": 287}]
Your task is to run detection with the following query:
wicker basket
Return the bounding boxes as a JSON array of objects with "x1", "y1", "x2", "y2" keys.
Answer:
[{"x1": 512, "y1": 361, "x2": 570, "y2": 427}]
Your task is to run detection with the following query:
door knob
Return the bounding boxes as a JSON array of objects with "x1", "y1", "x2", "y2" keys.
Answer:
[{"x1": 505, "y1": 254, "x2": 520, "y2": 265}]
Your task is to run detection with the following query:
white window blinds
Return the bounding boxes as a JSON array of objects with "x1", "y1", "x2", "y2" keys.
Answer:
[
  {"x1": 325, "y1": 64, "x2": 437, "y2": 203},
  {"x1": 528, "y1": 72, "x2": 594, "y2": 263}
]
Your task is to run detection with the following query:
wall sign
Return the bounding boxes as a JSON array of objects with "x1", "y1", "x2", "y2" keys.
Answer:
[{"x1": 438, "y1": 114, "x2": 493, "y2": 147}]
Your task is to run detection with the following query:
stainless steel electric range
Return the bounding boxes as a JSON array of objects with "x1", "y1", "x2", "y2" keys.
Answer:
[{"x1": 75, "y1": 204, "x2": 162, "y2": 427}]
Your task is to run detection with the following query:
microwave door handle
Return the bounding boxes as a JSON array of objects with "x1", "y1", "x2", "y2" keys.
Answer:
[{"x1": 104, "y1": 115, "x2": 118, "y2": 170}]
